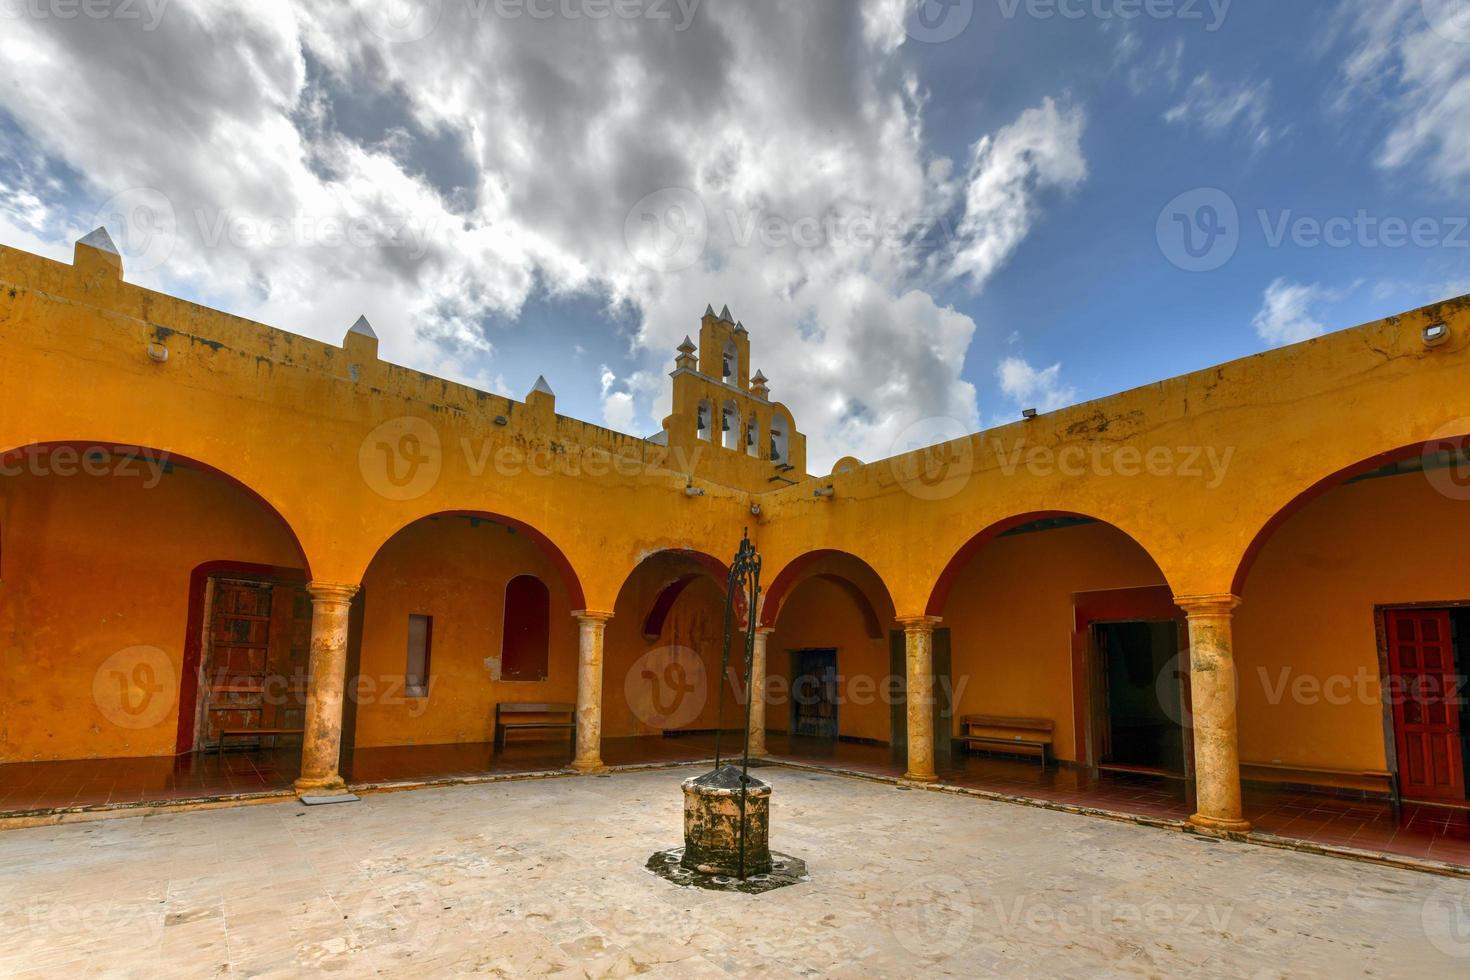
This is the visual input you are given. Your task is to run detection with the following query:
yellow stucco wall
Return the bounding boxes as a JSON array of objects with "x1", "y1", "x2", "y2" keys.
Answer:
[
  {"x1": 351, "y1": 515, "x2": 578, "y2": 748},
  {"x1": 4, "y1": 236, "x2": 1470, "y2": 785},
  {"x1": 939, "y1": 521, "x2": 1169, "y2": 762},
  {"x1": 1235, "y1": 471, "x2": 1470, "y2": 775},
  {"x1": 0, "y1": 461, "x2": 304, "y2": 760}
]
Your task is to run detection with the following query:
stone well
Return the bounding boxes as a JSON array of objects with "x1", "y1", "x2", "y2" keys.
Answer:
[{"x1": 680, "y1": 765, "x2": 772, "y2": 877}]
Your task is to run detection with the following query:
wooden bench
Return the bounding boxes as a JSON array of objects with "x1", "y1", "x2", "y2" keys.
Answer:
[
  {"x1": 957, "y1": 715, "x2": 1054, "y2": 767},
  {"x1": 217, "y1": 727, "x2": 303, "y2": 757},
  {"x1": 494, "y1": 702, "x2": 576, "y2": 750}
]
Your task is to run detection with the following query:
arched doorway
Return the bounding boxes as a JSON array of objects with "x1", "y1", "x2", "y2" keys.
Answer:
[
  {"x1": 1231, "y1": 435, "x2": 1470, "y2": 806},
  {"x1": 601, "y1": 549, "x2": 740, "y2": 765},
  {"x1": 345, "y1": 511, "x2": 585, "y2": 782},
  {"x1": 0, "y1": 441, "x2": 312, "y2": 809},
  {"x1": 761, "y1": 550, "x2": 898, "y2": 764},
  {"x1": 927, "y1": 513, "x2": 1185, "y2": 793}
]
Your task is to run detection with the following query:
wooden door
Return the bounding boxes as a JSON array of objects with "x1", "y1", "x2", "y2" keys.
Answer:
[
  {"x1": 791, "y1": 649, "x2": 838, "y2": 738},
  {"x1": 201, "y1": 577, "x2": 310, "y2": 748},
  {"x1": 1386, "y1": 609, "x2": 1465, "y2": 802}
]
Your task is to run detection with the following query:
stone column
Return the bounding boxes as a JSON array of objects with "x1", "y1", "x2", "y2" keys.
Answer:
[
  {"x1": 1176, "y1": 594, "x2": 1250, "y2": 833},
  {"x1": 748, "y1": 628, "x2": 774, "y2": 758},
  {"x1": 899, "y1": 616, "x2": 942, "y2": 783},
  {"x1": 571, "y1": 610, "x2": 614, "y2": 772},
  {"x1": 294, "y1": 582, "x2": 360, "y2": 795}
]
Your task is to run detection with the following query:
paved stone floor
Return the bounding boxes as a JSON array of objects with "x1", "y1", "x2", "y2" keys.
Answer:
[{"x1": 1, "y1": 767, "x2": 1466, "y2": 978}]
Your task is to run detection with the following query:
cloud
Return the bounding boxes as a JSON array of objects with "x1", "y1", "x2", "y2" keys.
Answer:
[
  {"x1": 1334, "y1": 0, "x2": 1470, "y2": 189},
  {"x1": 0, "y1": 1, "x2": 1086, "y2": 473},
  {"x1": 1252, "y1": 278, "x2": 1329, "y2": 347},
  {"x1": 1164, "y1": 72, "x2": 1277, "y2": 149},
  {"x1": 995, "y1": 356, "x2": 1077, "y2": 414},
  {"x1": 599, "y1": 364, "x2": 637, "y2": 433},
  {"x1": 948, "y1": 97, "x2": 1088, "y2": 287}
]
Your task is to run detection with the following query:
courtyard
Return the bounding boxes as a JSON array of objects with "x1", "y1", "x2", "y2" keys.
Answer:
[{"x1": 2, "y1": 766, "x2": 1466, "y2": 977}]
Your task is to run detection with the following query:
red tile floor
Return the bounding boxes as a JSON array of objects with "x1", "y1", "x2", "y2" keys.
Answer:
[{"x1": 3, "y1": 733, "x2": 1467, "y2": 871}]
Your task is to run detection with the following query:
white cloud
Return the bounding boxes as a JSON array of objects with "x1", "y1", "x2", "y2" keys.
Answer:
[
  {"x1": 948, "y1": 97, "x2": 1087, "y2": 287},
  {"x1": 1164, "y1": 72, "x2": 1277, "y2": 149},
  {"x1": 1252, "y1": 278, "x2": 1329, "y2": 347},
  {"x1": 1335, "y1": 0, "x2": 1470, "y2": 189},
  {"x1": 996, "y1": 356, "x2": 1077, "y2": 414},
  {"x1": 599, "y1": 364, "x2": 637, "y2": 432},
  {"x1": 0, "y1": 1, "x2": 1087, "y2": 473}
]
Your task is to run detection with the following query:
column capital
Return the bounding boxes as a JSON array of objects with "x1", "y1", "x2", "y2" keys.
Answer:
[
  {"x1": 1173, "y1": 593, "x2": 1241, "y2": 616},
  {"x1": 754, "y1": 625, "x2": 776, "y2": 636},
  {"x1": 572, "y1": 609, "x2": 615, "y2": 623},
  {"x1": 307, "y1": 582, "x2": 360, "y2": 604},
  {"x1": 896, "y1": 615, "x2": 942, "y2": 632}
]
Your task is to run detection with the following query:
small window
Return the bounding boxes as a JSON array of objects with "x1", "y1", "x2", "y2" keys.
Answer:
[
  {"x1": 503, "y1": 576, "x2": 551, "y2": 681},
  {"x1": 405, "y1": 614, "x2": 432, "y2": 698}
]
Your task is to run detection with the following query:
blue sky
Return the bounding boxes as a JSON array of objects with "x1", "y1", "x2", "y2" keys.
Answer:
[{"x1": 1, "y1": 1, "x2": 1466, "y2": 471}]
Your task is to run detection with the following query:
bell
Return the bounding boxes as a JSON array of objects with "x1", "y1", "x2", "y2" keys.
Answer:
[
  {"x1": 722, "y1": 416, "x2": 730, "y2": 432},
  {"x1": 746, "y1": 426, "x2": 755, "y2": 447}
]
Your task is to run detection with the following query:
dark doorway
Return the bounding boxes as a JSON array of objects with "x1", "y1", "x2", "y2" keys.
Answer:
[
  {"x1": 889, "y1": 629, "x2": 954, "y2": 764},
  {"x1": 791, "y1": 649, "x2": 838, "y2": 738},
  {"x1": 1094, "y1": 621, "x2": 1184, "y2": 774}
]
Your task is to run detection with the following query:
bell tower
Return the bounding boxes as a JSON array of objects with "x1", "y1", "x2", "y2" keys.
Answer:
[{"x1": 659, "y1": 304, "x2": 806, "y2": 486}]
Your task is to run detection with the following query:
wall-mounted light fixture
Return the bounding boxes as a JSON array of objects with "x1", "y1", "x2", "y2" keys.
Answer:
[
  {"x1": 813, "y1": 486, "x2": 834, "y2": 498},
  {"x1": 750, "y1": 503, "x2": 762, "y2": 516},
  {"x1": 1424, "y1": 322, "x2": 1449, "y2": 348},
  {"x1": 1022, "y1": 408, "x2": 1038, "y2": 420},
  {"x1": 146, "y1": 341, "x2": 169, "y2": 363},
  {"x1": 685, "y1": 485, "x2": 705, "y2": 497}
]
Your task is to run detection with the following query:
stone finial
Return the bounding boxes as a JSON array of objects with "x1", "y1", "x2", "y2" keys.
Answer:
[
  {"x1": 348, "y1": 315, "x2": 377, "y2": 340},
  {"x1": 74, "y1": 226, "x2": 123, "y2": 279},
  {"x1": 719, "y1": 305, "x2": 733, "y2": 322},
  {"x1": 750, "y1": 369, "x2": 769, "y2": 398},
  {"x1": 675, "y1": 335, "x2": 698, "y2": 371},
  {"x1": 530, "y1": 375, "x2": 555, "y2": 397},
  {"x1": 78, "y1": 227, "x2": 120, "y2": 255},
  {"x1": 735, "y1": 320, "x2": 747, "y2": 334}
]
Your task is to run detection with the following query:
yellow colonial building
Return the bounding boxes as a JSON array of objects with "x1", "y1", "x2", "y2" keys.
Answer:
[{"x1": 3, "y1": 229, "x2": 1470, "y2": 858}]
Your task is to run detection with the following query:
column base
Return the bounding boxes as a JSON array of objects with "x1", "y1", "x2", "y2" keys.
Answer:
[
  {"x1": 901, "y1": 772, "x2": 938, "y2": 784},
  {"x1": 570, "y1": 758, "x2": 606, "y2": 774},
  {"x1": 294, "y1": 775, "x2": 348, "y2": 796},
  {"x1": 748, "y1": 748, "x2": 770, "y2": 760},
  {"x1": 1188, "y1": 812, "x2": 1251, "y2": 834}
]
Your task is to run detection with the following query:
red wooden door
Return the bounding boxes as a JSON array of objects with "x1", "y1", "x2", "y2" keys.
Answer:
[{"x1": 1386, "y1": 610, "x2": 1465, "y2": 802}]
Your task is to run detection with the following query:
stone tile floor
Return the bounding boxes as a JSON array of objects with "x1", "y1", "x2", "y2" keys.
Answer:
[{"x1": 1, "y1": 767, "x2": 1467, "y2": 977}]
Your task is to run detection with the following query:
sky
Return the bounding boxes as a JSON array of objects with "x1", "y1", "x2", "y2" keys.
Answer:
[{"x1": 1, "y1": 0, "x2": 1467, "y2": 473}]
